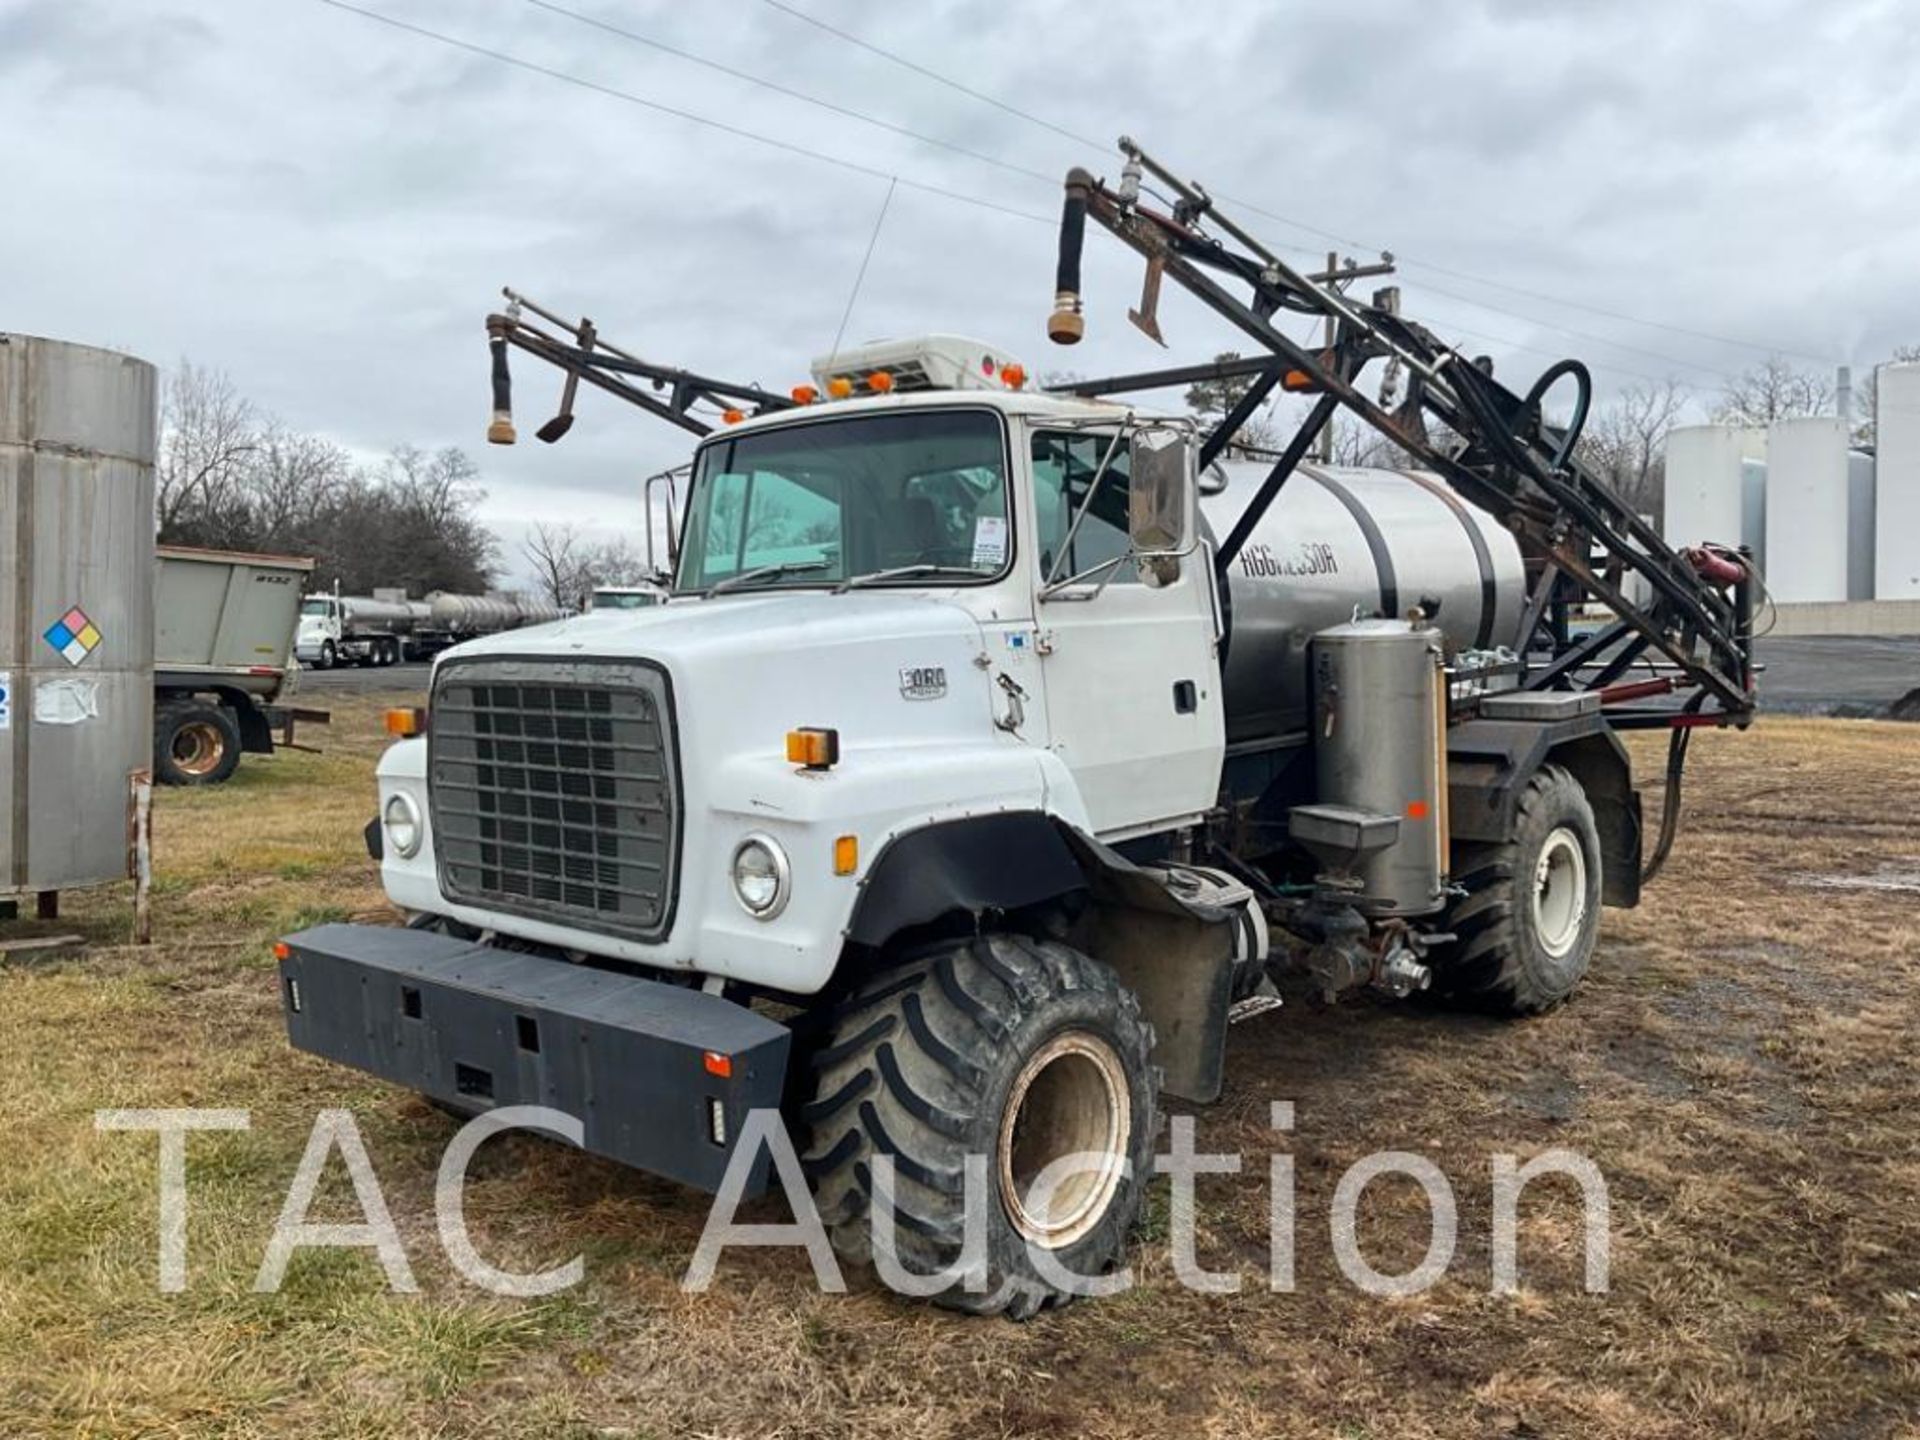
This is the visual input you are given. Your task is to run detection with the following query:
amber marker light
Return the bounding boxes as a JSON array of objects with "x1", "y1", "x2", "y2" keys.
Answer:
[
  {"x1": 722, "y1": 408, "x2": 746, "y2": 424},
  {"x1": 385, "y1": 707, "x2": 426, "y2": 738},
  {"x1": 827, "y1": 376, "x2": 854, "y2": 399},
  {"x1": 999, "y1": 363, "x2": 1027, "y2": 389},
  {"x1": 791, "y1": 384, "x2": 818, "y2": 404},
  {"x1": 272, "y1": 941, "x2": 291, "y2": 961},
  {"x1": 785, "y1": 727, "x2": 840, "y2": 770},
  {"x1": 867, "y1": 371, "x2": 895, "y2": 393},
  {"x1": 833, "y1": 835, "x2": 859, "y2": 876}
]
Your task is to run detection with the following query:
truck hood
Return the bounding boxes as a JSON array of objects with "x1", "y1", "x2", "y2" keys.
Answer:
[{"x1": 433, "y1": 591, "x2": 1000, "y2": 750}]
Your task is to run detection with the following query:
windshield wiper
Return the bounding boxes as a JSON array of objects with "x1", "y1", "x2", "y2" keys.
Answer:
[
  {"x1": 703, "y1": 560, "x2": 830, "y2": 597},
  {"x1": 836, "y1": 564, "x2": 983, "y2": 593}
]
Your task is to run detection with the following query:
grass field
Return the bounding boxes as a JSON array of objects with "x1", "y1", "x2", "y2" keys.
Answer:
[{"x1": 3, "y1": 698, "x2": 1918, "y2": 1439}]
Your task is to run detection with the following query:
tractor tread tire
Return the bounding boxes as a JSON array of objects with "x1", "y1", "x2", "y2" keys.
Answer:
[
  {"x1": 803, "y1": 934, "x2": 1157, "y2": 1320},
  {"x1": 1430, "y1": 763, "x2": 1602, "y2": 1015}
]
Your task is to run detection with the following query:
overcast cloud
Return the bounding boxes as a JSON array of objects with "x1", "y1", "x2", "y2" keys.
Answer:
[{"x1": 3, "y1": 0, "x2": 1913, "y2": 584}]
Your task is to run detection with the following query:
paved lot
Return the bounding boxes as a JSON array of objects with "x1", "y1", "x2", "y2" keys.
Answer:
[
  {"x1": 1750, "y1": 635, "x2": 1920, "y2": 716},
  {"x1": 289, "y1": 637, "x2": 1920, "y2": 718},
  {"x1": 293, "y1": 661, "x2": 431, "y2": 695}
]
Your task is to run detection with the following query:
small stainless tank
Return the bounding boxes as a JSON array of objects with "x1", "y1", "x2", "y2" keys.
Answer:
[
  {"x1": 1309, "y1": 619, "x2": 1448, "y2": 917},
  {"x1": 0, "y1": 334, "x2": 157, "y2": 898},
  {"x1": 1201, "y1": 460, "x2": 1525, "y2": 742}
]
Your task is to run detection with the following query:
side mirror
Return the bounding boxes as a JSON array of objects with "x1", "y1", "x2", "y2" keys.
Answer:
[{"x1": 1128, "y1": 431, "x2": 1192, "y2": 582}]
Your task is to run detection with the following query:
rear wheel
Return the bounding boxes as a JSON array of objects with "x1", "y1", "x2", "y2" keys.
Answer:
[
  {"x1": 803, "y1": 935, "x2": 1158, "y2": 1319},
  {"x1": 154, "y1": 700, "x2": 242, "y2": 786},
  {"x1": 1430, "y1": 764, "x2": 1602, "y2": 1013}
]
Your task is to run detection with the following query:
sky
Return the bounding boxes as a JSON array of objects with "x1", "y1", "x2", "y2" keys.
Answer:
[{"x1": 3, "y1": 0, "x2": 1914, "y2": 588}]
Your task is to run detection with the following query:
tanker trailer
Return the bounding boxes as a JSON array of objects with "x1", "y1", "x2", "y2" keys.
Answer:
[{"x1": 294, "y1": 591, "x2": 417, "y2": 669}]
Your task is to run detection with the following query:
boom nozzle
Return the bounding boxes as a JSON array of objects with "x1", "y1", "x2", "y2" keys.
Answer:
[
  {"x1": 486, "y1": 317, "x2": 517, "y2": 445},
  {"x1": 1047, "y1": 168, "x2": 1095, "y2": 345}
]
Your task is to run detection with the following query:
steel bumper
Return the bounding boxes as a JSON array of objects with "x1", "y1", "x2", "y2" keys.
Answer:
[{"x1": 277, "y1": 923, "x2": 791, "y2": 1194}]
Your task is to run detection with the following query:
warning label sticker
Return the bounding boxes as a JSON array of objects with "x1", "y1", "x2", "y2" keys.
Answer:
[{"x1": 0, "y1": 670, "x2": 10, "y2": 730}]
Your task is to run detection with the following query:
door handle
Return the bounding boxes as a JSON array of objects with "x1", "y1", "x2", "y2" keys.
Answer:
[{"x1": 1173, "y1": 680, "x2": 1198, "y2": 714}]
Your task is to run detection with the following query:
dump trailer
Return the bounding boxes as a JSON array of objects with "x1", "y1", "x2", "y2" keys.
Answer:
[
  {"x1": 154, "y1": 545, "x2": 325, "y2": 786},
  {"x1": 295, "y1": 589, "x2": 563, "y2": 668},
  {"x1": 277, "y1": 156, "x2": 1756, "y2": 1319}
]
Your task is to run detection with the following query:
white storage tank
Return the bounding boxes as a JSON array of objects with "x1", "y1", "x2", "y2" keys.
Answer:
[
  {"x1": 0, "y1": 335, "x2": 157, "y2": 908},
  {"x1": 1665, "y1": 425, "x2": 1762, "y2": 553},
  {"x1": 1847, "y1": 450, "x2": 1876, "y2": 601},
  {"x1": 1876, "y1": 363, "x2": 1920, "y2": 599},
  {"x1": 1764, "y1": 416, "x2": 1850, "y2": 603}
]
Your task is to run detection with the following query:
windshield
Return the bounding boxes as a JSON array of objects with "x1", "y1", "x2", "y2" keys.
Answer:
[
  {"x1": 674, "y1": 409, "x2": 1009, "y2": 594},
  {"x1": 300, "y1": 598, "x2": 331, "y2": 617},
  {"x1": 592, "y1": 590, "x2": 661, "y2": 610}
]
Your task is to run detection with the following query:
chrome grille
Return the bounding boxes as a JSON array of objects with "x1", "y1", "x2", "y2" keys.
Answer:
[{"x1": 429, "y1": 659, "x2": 678, "y2": 941}]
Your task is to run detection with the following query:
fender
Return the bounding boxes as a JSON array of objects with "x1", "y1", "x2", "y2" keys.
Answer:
[
  {"x1": 1448, "y1": 716, "x2": 1642, "y2": 907},
  {"x1": 846, "y1": 811, "x2": 1238, "y2": 1105}
]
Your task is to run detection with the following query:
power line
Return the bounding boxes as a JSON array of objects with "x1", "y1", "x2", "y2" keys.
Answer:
[
  {"x1": 754, "y1": 0, "x2": 1095, "y2": 152},
  {"x1": 521, "y1": 0, "x2": 1056, "y2": 187},
  {"x1": 313, "y1": 0, "x2": 1054, "y2": 228},
  {"x1": 829, "y1": 178, "x2": 896, "y2": 359},
  {"x1": 754, "y1": 0, "x2": 1832, "y2": 368}
]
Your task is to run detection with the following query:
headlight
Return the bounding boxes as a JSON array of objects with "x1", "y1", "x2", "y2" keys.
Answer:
[
  {"x1": 730, "y1": 834, "x2": 790, "y2": 919},
  {"x1": 383, "y1": 792, "x2": 422, "y2": 859}
]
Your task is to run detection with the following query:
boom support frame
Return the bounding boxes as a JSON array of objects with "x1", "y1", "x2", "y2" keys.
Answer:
[{"x1": 1045, "y1": 140, "x2": 1755, "y2": 729}]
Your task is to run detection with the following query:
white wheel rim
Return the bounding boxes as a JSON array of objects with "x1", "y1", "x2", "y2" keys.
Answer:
[
  {"x1": 997, "y1": 1031, "x2": 1131, "y2": 1249},
  {"x1": 1533, "y1": 827, "x2": 1589, "y2": 959}
]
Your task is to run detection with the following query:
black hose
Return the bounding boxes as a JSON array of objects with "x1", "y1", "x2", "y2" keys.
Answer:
[
  {"x1": 1522, "y1": 359, "x2": 1593, "y2": 470},
  {"x1": 1048, "y1": 169, "x2": 1093, "y2": 344},
  {"x1": 1641, "y1": 692, "x2": 1705, "y2": 884},
  {"x1": 486, "y1": 326, "x2": 516, "y2": 445}
]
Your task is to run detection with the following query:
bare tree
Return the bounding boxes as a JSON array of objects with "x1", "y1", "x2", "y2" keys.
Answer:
[
  {"x1": 1184, "y1": 351, "x2": 1279, "y2": 451},
  {"x1": 157, "y1": 361, "x2": 257, "y2": 537},
  {"x1": 523, "y1": 522, "x2": 591, "y2": 609},
  {"x1": 1575, "y1": 378, "x2": 1690, "y2": 515},
  {"x1": 1711, "y1": 355, "x2": 1833, "y2": 427},
  {"x1": 584, "y1": 536, "x2": 652, "y2": 587},
  {"x1": 1324, "y1": 412, "x2": 1408, "y2": 469},
  {"x1": 246, "y1": 422, "x2": 353, "y2": 549}
]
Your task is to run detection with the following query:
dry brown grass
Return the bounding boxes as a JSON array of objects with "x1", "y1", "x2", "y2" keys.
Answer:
[{"x1": 3, "y1": 703, "x2": 1918, "y2": 1439}]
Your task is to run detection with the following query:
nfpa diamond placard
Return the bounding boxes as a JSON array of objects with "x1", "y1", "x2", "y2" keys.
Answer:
[{"x1": 43, "y1": 606, "x2": 102, "y2": 667}]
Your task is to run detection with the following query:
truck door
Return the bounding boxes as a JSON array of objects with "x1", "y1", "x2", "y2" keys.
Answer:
[{"x1": 1029, "y1": 427, "x2": 1225, "y2": 837}]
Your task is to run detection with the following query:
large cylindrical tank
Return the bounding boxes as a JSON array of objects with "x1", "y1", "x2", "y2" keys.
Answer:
[
  {"x1": 338, "y1": 595, "x2": 419, "y2": 630},
  {"x1": 1765, "y1": 416, "x2": 1850, "y2": 603},
  {"x1": 1877, "y1": 362, "x2": 1920, "y2": 599},
  {"x1": 427, "y1": 592, "x2": 519, "y2": 634},
  {"x1": 1200, "y1": 461, "x2": 1525, "y2": 742},
  {"x1": 0, "y1": 335, "x2": 157, "y2": 897},
  {"x1": 1665, "y1": 425, "x2": 1764, "y2": 551},
  {"x1": 1309, "y1": 619, "x2": 1448, "y2": 917}
]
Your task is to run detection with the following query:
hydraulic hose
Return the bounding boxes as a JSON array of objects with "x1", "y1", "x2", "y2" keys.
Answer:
[
  {"x1": 1522, "y1": 359, "x2": 1593, "y2": 470},
  {"x1": 486, "y1": 318, "x2": 516, "y2": 445},
  {"x1": 1048, "y1": 169, "x2": 1093, "y2": 344}
]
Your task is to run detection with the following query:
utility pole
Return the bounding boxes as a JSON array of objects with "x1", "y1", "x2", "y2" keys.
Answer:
[{"x1": 1319, "y1": 250, "x2": 1338, "y2": 463}]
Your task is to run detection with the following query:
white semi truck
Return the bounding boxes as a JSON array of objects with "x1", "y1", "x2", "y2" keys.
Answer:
[
  {"x1": 278, "y1": 146, "x2": 1755, "y2": 1318},
  {"x1": 295, "y1": 589, "x2": 563, "y2": 668}
]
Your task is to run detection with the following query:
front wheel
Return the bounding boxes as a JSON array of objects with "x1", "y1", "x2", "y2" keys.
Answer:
[
  {"x1": 316, "y1": 640, "x2": 336, "y2": 670},
  {"x1": 803, "y1": 935, "x2": 1158, "y2": 1319},
  {"x1": 1429, "y1": 763, "x2": 1603, "y2": 1014}
]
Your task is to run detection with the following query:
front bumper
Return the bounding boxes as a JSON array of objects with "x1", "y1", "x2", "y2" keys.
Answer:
[{"x1": 277, "y1": 923, "x2": 792, "y2": 1194}]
